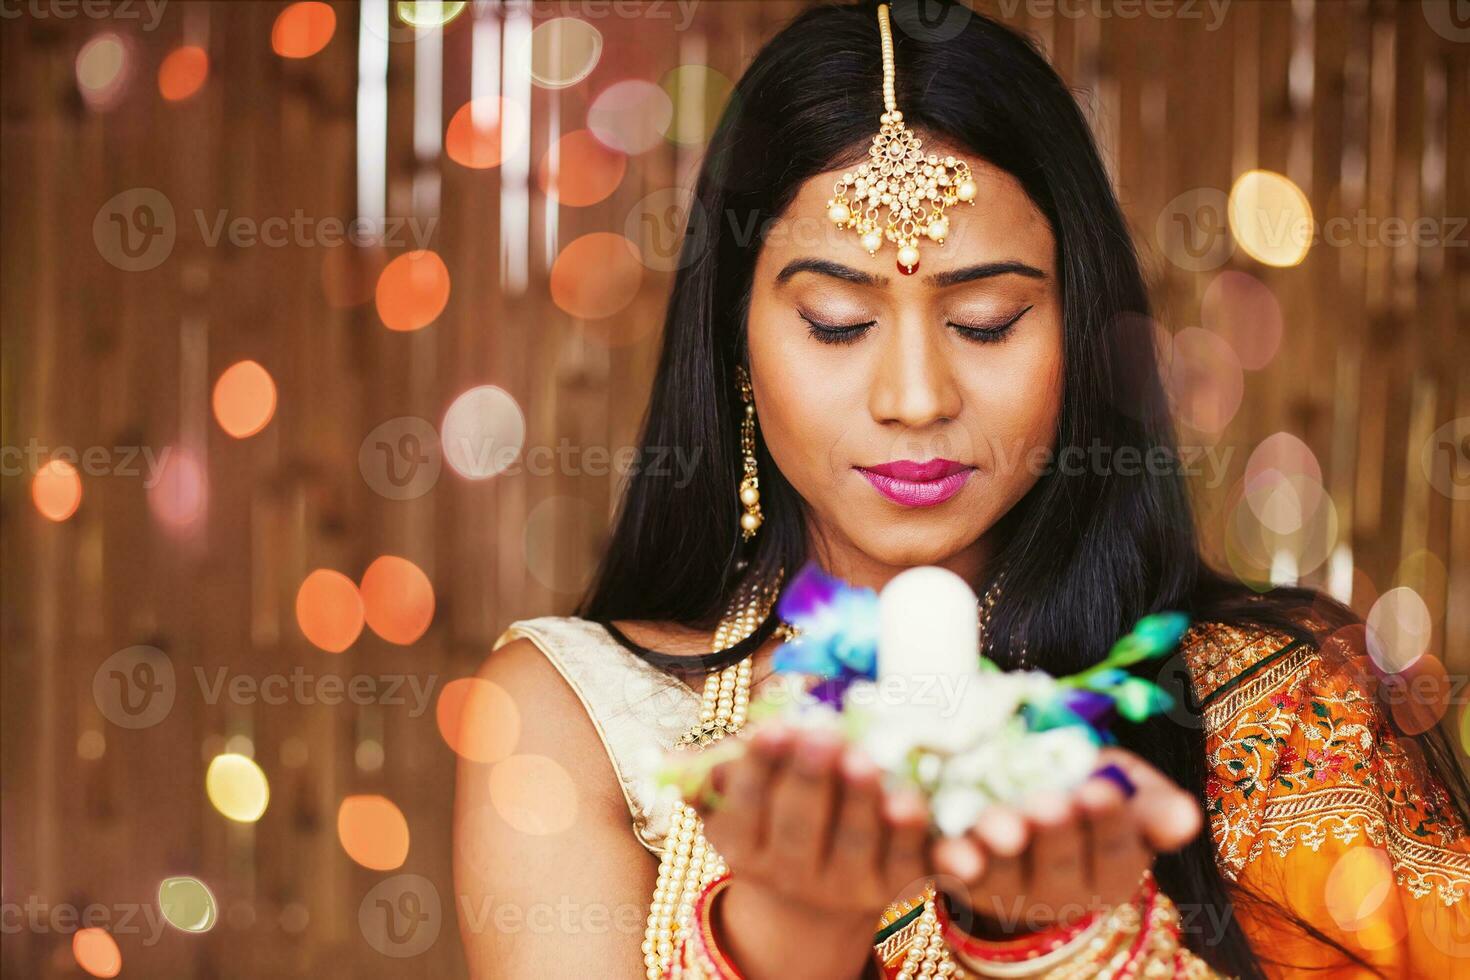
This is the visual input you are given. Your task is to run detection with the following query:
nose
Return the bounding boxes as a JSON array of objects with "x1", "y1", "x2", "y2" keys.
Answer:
[{"x1": 867, "y1": 318, "x2": 963, "y2": 429}]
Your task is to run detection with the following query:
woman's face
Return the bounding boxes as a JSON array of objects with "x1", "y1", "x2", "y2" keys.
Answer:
[{"x1": 746, "y1": 139, "x2": 1063, "y2": 587}]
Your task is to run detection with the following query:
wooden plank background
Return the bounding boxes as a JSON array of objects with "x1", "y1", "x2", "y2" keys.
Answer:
[{"x1": 1, "y1": 1, "x2": 1466, "y2": 977}]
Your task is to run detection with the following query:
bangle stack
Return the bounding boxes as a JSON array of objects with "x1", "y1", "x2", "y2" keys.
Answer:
[{"x1": 927, "y1": 871, "x2": 1217, "y2": 979}]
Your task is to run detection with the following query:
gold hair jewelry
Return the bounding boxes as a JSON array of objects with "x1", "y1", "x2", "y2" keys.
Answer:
[
  {"x1": 827, "y1": 2, "x2": 977, "y2": 276},
  {"x1": 735, "y1": 366, "x2": 763, "y2": 540}
]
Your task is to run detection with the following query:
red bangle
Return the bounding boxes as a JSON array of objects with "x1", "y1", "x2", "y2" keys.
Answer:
[
  {"x1": 667, "y1": 871, "x2": 744, "y2": 979},
  {"x1": 935, "y1": 893, "x2": 1099, "y2": 965}
]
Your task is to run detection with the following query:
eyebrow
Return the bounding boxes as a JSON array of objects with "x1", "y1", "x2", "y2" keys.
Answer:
[{"x1": 774, "y1": 257, "x2": 1048, "y2": 288}]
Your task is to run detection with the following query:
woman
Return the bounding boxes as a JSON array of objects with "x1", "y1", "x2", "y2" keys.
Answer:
[{"x1": 454, "y1": 2, "x2": 1470, "y2": 976}]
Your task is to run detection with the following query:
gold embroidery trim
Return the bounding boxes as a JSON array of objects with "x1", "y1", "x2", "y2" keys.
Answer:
[
  {"x1": 1201, "y1": 644, "x2": 1315, "y2": 732},
  {"x1": 1242, "y1": 785, "x2": 1470, "y2": 906}
]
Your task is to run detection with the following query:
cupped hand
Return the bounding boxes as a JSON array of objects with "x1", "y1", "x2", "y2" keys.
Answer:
[
  {"x1": 687, "y1": 723, "x2": 932, "y2": 979},
  {"x1": 929, "y1": 748, "x2": 1203, "y2": 935}
]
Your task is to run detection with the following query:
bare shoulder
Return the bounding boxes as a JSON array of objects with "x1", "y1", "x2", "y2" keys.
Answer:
[
  {"x1": 468, "y1": 634, "x2": 625, "y2": 807},
  {"x1": 453, "y1": 632, "x2": 658, "y2": 978}
]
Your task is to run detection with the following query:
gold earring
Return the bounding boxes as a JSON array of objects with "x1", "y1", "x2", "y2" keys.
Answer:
[{"x1": 736, "y1": 366, "x2": 763, "y2": 540}]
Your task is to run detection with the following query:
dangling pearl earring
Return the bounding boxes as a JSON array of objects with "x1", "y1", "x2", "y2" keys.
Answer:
[{"x1": 735, "y1": 366, "x2": 763, "y2": 540}]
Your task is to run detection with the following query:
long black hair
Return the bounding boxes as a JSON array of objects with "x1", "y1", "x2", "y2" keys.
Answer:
[{"x1": 577, "y1": 2, "x2": 1465, "y2": 974}]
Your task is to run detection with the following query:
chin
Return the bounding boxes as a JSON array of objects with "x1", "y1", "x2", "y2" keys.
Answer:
[{"x1": 847, "y1": 520, "x2": 980, "y2": 570}]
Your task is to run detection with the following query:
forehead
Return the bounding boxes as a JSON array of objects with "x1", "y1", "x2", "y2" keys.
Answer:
[{"x1": 757, "y1": 139, "x2": 1055, "y2": 282}]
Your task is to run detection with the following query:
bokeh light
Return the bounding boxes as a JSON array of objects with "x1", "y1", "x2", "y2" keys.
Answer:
[
  {"x1": 538, "y1": 130, "x2": 626, "y2": 207},
  {"x1": 550, "y1": 232, "x2": 643, "y2": 322},
  {"x1": 158, "y1": 45, "x2": 209, "y2": 102},
  {"x1": 1202, "y1": 270, "x2": 1283, "y2": 370},
  {"x1": 1228, "y1": 169, "x2": 1313, "y2": 268},
  {"x1": 1245, "y1": 432, "x2": 1322, "y2": 490},
  {"x1": 72, "y1": 928, "x2": 121, "y2": 979},
  {"x1": 76, "y1": 33, "x2": 128, "y2": 110},
  {"x1": 1365, "y1": 587, "x2": 1432, "y2": 674},
  {"x1": 441, "y1": 385, "x2": 526, "y2": 480},
  {"x1": 489, "y1": 755, "x2": 579, "y2": 835},
  {"x1": 1162, "y1": 326, "x2": 1244, "y2": 434},
  {"x1": 295, "y1": 569, "x2": 365, "y2": 653},
  {"x1": 375, "y1": 250, "x2": 451, "y2": 331},
  {"x1": 1323, "y1": 846, "x2": 1395, "y2": 931},
  {"x1": 397, "y1": 1, "x2": 469, "y2": 28},
  {"x1": 212, "y1": 360, "x2": 277, "y2": 438},
  {"x1": 148, "y1": 448, "x2": 207, "y2": 528},
  {"x1": 436, "y1": 677, "x2": 519, "y2": 763},
  {"x1": 660, "y1": 65, "x2": 734, "y2": 146},
  {"x1": 1392, "y1": 549, "x2": 1448, "y2": 603},
  {"x1": 1322, "y1": 847, "x2": 1409, "y2": 950},
  {"x1": 77, "y1": 729, "x2": 106, "y2": 761},
  {"x1": 272, "y1": 2, "x2": 336, "y2": 59},
  {"x1": 359, "y1": 555, "x2": 435, "y2": 645},
  {"x1": 1387, "y1": 653, "x2": 1450, "y2": 736},
  {"x1": 530, "y1": 17, "x2": 603, "y2": 89},
  {"x1": 445, "y1": 97, "x2": 528, "y2": 170},
  {"x1": 337, "y1": 795, "x2": 411, "y2": 870},
  {"x1": 1222, "y1": 472, "x2": 1339, "y2": 588},
  {"x1": 32, "y1": 459, "x2": 82, "y2": 522},
  {"x1": 588, "y1": 80, "x2": 673, "y2": 155},
  {"x1": 356, "y1": 738, "x2": 385, "y2": 772},
  {"x1": 158, "y1": 876, "x2": 218, "y2": 933},
  {"x1": 205, "y1": 753, "x2": 270, "y2": 823},
  {"x1": 523, "y1": 496, "x2": 599, "y2": 594}
]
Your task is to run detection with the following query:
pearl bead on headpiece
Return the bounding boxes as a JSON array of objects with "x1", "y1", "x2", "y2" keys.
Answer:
[{"x1": 826, "y1": 2, "x2": 978, "y2": 275}]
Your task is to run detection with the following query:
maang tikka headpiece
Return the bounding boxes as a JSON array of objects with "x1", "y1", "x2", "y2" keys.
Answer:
[{"x1": 826, "y1": 2, "x2": 977, "y2": 275}]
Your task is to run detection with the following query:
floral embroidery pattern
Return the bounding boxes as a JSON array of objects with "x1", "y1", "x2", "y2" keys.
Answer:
[{"x1": 1182, "y1": 622, "x2": 1470, "y2": 907}]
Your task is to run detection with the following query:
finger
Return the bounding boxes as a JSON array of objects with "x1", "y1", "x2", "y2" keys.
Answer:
[
  {"x1": 1077, "y1": 776, "x2": 1149, "y2": 907},
  {"x1": 932, "y1": 835, "x2": 985, "y2": 883},
  {"x1": 697, "y1": 746, "x2": 781, "y2": 859},
  {"x1": 1021, "y1": 792, "x2": 1087, "y2": 923},
  {"x1": 1096, "y1": 749, "x2": 1203, "y2": 852},
  {"x1": 962, "y1": 805, "x2": 1027, "y2": 922},
  {"x1": 879, "y1": 787, "x2": 930, "y2": 897},
  {"x1": 1130, "y1": 784, "x2": 1203, "y2": 852},
  {"x1": 969, "y1": 804, "x2": 1028, "y2": 859},
  {"x1": 762, "y1": 729, "x2": 844, "y2": 874},
  {"x1": 825, "y1": 746, "x2": 887, "y2": 901}
]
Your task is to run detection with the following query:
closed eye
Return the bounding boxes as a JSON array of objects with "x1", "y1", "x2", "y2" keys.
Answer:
[
  {"x1": 948, "y1": 305, "x2": 1033, "y2": 343},
  {"x1": 800, "y1": 311, "x2": 875, "y2": 345}
]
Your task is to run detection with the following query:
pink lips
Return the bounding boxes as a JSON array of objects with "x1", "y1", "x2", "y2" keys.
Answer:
[{"x1": 855, "y1": 458, "x2": 975, "y2": 507}]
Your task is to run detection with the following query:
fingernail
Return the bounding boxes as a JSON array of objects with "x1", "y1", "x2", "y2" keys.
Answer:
[
  {"x1": 794, "y1": 734, "x2": 840, "y2": 774},
  {"x1": 840, "y1": 747, "x2": 878, "y2": 783},
  {"x1": 948, "y1": 841, "x2": 982, "y2": 880}
]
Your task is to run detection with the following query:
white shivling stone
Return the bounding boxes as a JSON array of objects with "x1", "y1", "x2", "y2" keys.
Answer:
[{"x1": 877, "y1": 566, "x2": 980, "y2": 682}]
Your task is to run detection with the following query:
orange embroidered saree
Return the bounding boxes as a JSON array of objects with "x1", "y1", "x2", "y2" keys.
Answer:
[{"x1": 1185, "y1": 621, "x2": 1470, "y2": 976}]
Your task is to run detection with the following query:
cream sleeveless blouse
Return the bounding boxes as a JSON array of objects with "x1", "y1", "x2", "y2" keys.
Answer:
[{"x1": 492, "y1": 616, "x2": 704, "y2": 854}]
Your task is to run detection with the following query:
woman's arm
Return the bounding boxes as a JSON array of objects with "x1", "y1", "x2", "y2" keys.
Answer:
[{"x1": 454, "y1": 637, "x2": 655, "y2": 978}]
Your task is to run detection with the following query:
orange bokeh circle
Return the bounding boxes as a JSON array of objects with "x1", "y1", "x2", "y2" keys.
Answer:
[{"x1": 360, "y1": 555, "x2": 435, "y2": 645}]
